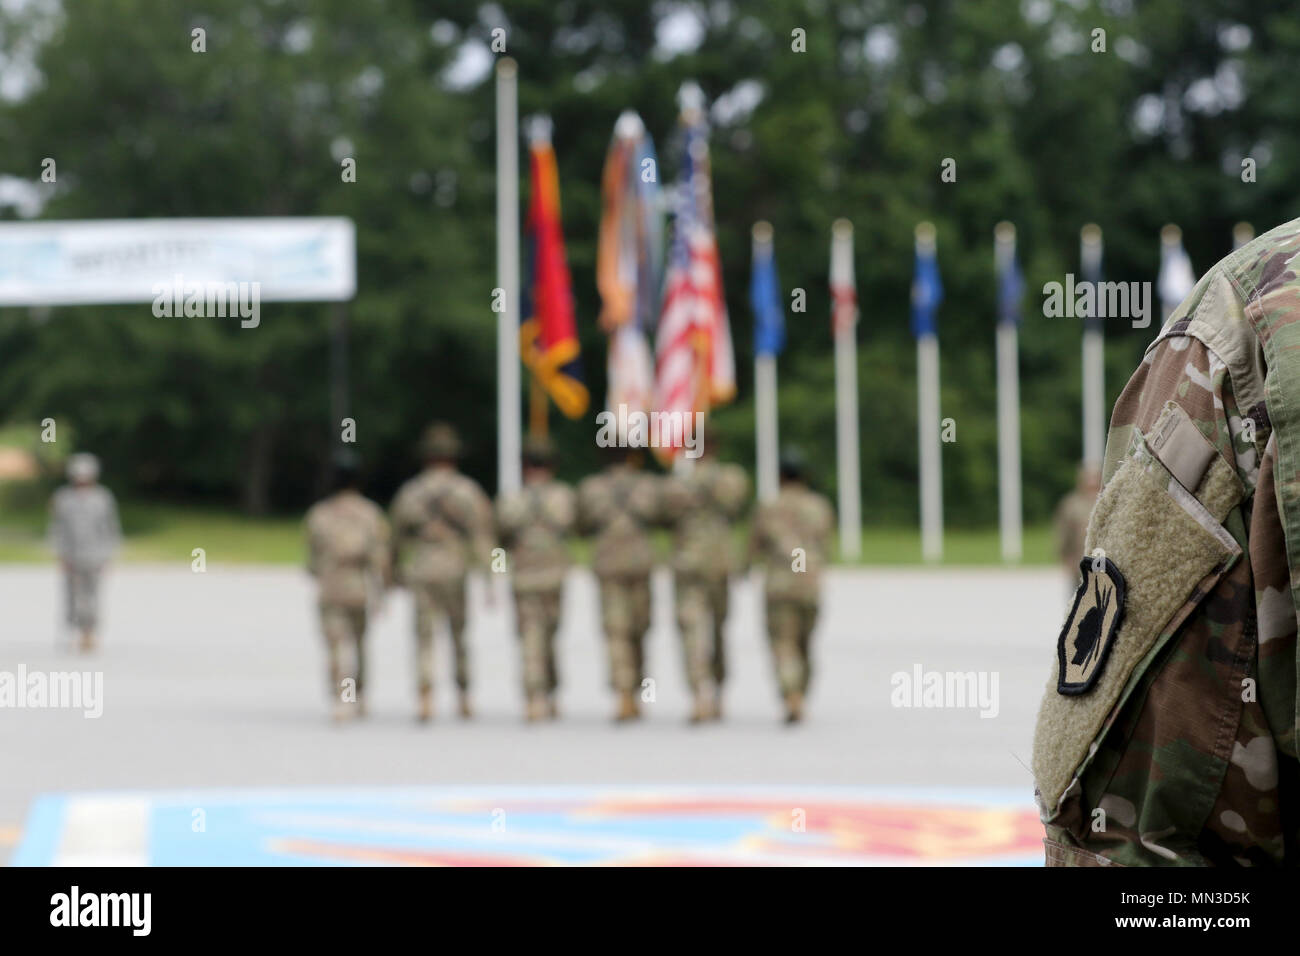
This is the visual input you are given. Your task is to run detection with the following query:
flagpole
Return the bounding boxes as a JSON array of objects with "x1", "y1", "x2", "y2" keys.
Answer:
[
  {"x1": 753, "y1": 221, "x2": 779, "y2": 503},
  {"x1": 831, "y1": 219, "x2": 861, "y2": 560},
  {"x1": 1158, "y1": 223, "x2": 1183, "y2": 327},
  {"x1": 915, "y1": 222, "x2": 942, "y2": 563},
  {"x1": 1233, "y1": 221, "x2": 1254, "y2": 250},
  {"x1": 496, "y1": 58, "x2": 521, "y2": 495},
  {"x1": 1080, "y1": 224, "x2": 1105, "y2": 470},
  {"x1": 994, "y1": 222, "x2": 1021, "y2": 562}
]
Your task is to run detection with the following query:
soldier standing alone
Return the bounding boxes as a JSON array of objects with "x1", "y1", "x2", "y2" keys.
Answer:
[
  {"x1": 748, "y1": 450, "x2": 833, "y2": 723},
  {"x1": 305, "y1": 456, "x2": 391, "y2": 722},
  {"x1": 391, "y1": 423, "x2": 495, "y2": 722},
  {"x1": 49, "y1": 453, "x2": 120, "y2": 653},
  {"x1": 661, "y1": 441, "x2": 750, "y2": 722},
  {"x1": 577, "y1": 448, "x2": 661, "y2": 722},
  {"x1": 496, "y1": 436, "x2": 577, "y2": 722}
]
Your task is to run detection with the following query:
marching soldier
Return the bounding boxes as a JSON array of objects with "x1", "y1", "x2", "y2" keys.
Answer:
[
  {"x1": 661, "y1": 441, "x2": 750, "y2": 722},
  {"x1": 496, "y1": 435, "x2": 577, "y2": 722},
  {"x1": 577, "y1": 448, "x2": 661, "y2": 722},
  {"x1": 49, "y1": 453, "x2": 121, "y2": 653},
  {"x1": 748, "y1": 449, "x2": 833, "y2": 723},
  {"x1": 305, "y1": 455, "x2": 391, "y2": 721},
  {"x1": 391, "y1": 422, "x2": 495, "y2": 722},
  {"x1": 1053, "y1": 463, "x2": 1101, "y2": 593}
]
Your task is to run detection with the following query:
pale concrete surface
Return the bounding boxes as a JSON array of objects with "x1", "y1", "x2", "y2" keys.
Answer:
[{"x1": 0, "y1": 563, "x2": 1067, "y2": 861}]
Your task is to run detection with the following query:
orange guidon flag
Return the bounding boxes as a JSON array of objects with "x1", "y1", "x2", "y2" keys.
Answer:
[{"x1": 521, "y1": 136, "x2": 588, "y2": 419}]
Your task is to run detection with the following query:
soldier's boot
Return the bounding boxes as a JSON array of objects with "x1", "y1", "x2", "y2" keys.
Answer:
[
  {"x1": 458, "y1": 690, "x2": 473, "y2": 720},
  {"x1": 783, "y1": 691, "x2": 804, "y2": 724},
  {"x1": 547, "y1": 695, "x2": 560, "y2": 720},
  {"x1": 79, "y1": 629, "x2": 95, "y2": 653},
  {"x1": 525, "y1": 694, "x2": 548, "y2": 723},
  {"x1": 331, "y1": 700, "x2": 352, "y2": 723},
  {"x1": 355, "y1": 695, "x2": 367, "y2": 719},
  {"x1": 614, "y1": 690, "x2": 639, "y2": 722},
  {"x1": 416, "y1": 688, "x2": 433, "y2": 723},
  {"x1": 689, "y1": 683, "x2": 717, "y2": 724}
]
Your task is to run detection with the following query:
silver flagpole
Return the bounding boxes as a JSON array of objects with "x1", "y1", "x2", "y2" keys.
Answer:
[
  {"x1": 1080, "y1": 224, "x2": 1105, "y2": 470},
  {"x1": 753, "y1": 221, "x2": 779, "y2": 503},
  {"x1": 994, "y1": 222, "x2": 1021, "y2": 562},
  {"x1": 495, "y1": 58, "x2": 521, "y2": 496},
  {"x1": 831, "y1": 219, "x2": 861, "y2": 559}
]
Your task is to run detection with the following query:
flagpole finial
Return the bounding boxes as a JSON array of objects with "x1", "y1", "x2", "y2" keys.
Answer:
[
  {"x1": 614, "y1": 110, "x2": 644, "y2": 140},
  {"x1": 1081, "y1": 223, "x2": 1102, "y2": 246},
  {"x1": 1233, "y1": 222, "x2": 1255, "y2": 248},
  {"x1": 915, "y1": 221, "x2": 936, "y2": 250},
  {"x1": 752, "y1": 221, "x2": 773, "y2": 243},
  {"x1": 832, "y1": 218, "x2": 853, "y2": 240},
  {"x1": 1161, "y1": 223, "x2": 1182, "y2": 246},
  {"x1": 525, "y1": 114, "x2": 553, "y2": 145},
  {"x1": 678, "y1": 81, "x2": 706, "y2": 118},
  {"x1": 994, "y1": 221, "x2": 1015, "y2": 243},
  {"x1": 496, "y1": 57, "x2": 517, "y2": 79}
]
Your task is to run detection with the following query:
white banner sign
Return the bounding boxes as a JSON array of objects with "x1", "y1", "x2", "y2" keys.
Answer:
[{"x1": 0, "y1": 217, "x2": 356, "y2": 305}]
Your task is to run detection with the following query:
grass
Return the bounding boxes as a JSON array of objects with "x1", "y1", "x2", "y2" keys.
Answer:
[{"x1": 0, "y1": 484, "x2": 1057, "y2": 567}]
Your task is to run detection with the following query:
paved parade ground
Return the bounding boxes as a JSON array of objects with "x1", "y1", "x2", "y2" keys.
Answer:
[{"x1": 0, "y1": 564, "x2": 1065, "y2": 865}]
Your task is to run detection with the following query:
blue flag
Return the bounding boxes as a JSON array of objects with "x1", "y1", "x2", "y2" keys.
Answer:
[
  {"x1": 911, "y1": 244, "x2": 943, "y2": 339},
  {"x1": 751, "y1": 240, "x2": 785, "y2": 356},
  {"x1": 997, "y1": 248, "x2": 1023, "y2": 327}
]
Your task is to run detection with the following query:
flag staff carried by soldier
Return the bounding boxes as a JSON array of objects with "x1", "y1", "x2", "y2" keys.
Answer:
[
  {"x1": 390, "y1": 422, "x2": 496, "y2": 722},
  {"x1": 496, "y1": 434, "x2": 577, "y2": 722},
  {"x1": 304, "y1": 452, "x2": 391, "y2": 722}
]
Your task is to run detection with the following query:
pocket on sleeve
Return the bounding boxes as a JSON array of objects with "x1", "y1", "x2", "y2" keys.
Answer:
[{"x1": 1033, "y1": 401, "x2": 1244, "y2": 819}]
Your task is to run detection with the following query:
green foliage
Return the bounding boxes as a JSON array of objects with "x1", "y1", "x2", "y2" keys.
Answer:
[{"x1": 0, "y1": 0, "x2": 1280, "y2": 527}]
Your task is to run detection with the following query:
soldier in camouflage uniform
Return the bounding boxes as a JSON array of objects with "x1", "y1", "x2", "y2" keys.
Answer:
[
  {"x1": 49, "y1": 453, "x2": 121, "y2": 653},
  {"x1": 305, "y1": 456, "x2": 391, "y2": 721},
  {"x1": 496, "y1": 436, "x2": 576, "y2": 722},
  {"x1": 577, "y1": 448, "x2": 661, "y2": 721},
  {"x1": 748, "y1": 450, "x2": 833, "y2": 723},
  {"x1": 391, "y1": 423, "x2": 495, "y2": 722},
  {"x1": 1033, "y1": 218, "x2": 1300, "y2": 866},
  {"x1": 661, "y1": 441, "x2": 750, "y2": 722},
  {"x1": 1053, "y1": 463, "x2": 1101, "y2": 593}
]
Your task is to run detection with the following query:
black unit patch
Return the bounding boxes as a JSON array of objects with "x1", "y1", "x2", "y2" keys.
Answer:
[{"x1": 1057, "y1": 556, "x2": 1126, "y2": 696}]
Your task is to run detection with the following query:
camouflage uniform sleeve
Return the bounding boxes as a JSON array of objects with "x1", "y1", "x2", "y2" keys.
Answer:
[
  {"x1": 575, "y1": 477, "x2": 601, "y2": 535},
  {"x1": 659, "y1": 476, "x2": 689, "y2": 524},
  {"x1": 105, "y1": 489, "x2": 122, "y2": 557},
  {"x1": 372, "y1": 504, "x2": 392, "y2": 588},
  {"x1": 1033, "y1": 331, "x2": 1285, "y2": 866},
  {"x1": 468, "y1": 481, "x2": 496, "y2": 570},
  {"x1": 48, "y1": 490, "x2": 67, "y2": 559},
  {"x1": 304, "y1": 505, "x2": 322, "y2": 577},
  {"x1": 718, "y1": 465, "x2": 751, "y2": 520}
]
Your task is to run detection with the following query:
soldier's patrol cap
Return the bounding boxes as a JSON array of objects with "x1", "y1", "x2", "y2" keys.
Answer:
[
  {"x1": 331, "y1": 449, "x2": 360, "y2": 486},
  {"x1": 779, "y1": 446, "x2": 808, "y2": 479},
  {"x1": 420, "y1": 422, "x2": 462, "y2": 460},
  {"x1": 523, "y1": 435, "x2": 556, "y2": 468}
]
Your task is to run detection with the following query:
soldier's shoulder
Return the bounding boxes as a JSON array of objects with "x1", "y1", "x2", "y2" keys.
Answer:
[{"x1": 1221, "y1": 218, "x2": 1300, "y2": 303}]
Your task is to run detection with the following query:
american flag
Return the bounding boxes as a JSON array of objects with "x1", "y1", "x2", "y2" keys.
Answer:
[{"x1": 653, "y1": 94, "x2": 735, "y2": 456}]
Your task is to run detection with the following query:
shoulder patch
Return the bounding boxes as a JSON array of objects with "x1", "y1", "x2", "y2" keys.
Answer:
[{"x1": 1057, "y1": 557, "x2": 1127, "y2": 696}]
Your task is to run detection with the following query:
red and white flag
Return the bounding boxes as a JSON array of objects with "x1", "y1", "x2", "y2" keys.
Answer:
[{"x1": 654, "y1": 86, "x2": 735, "y2": 458}]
